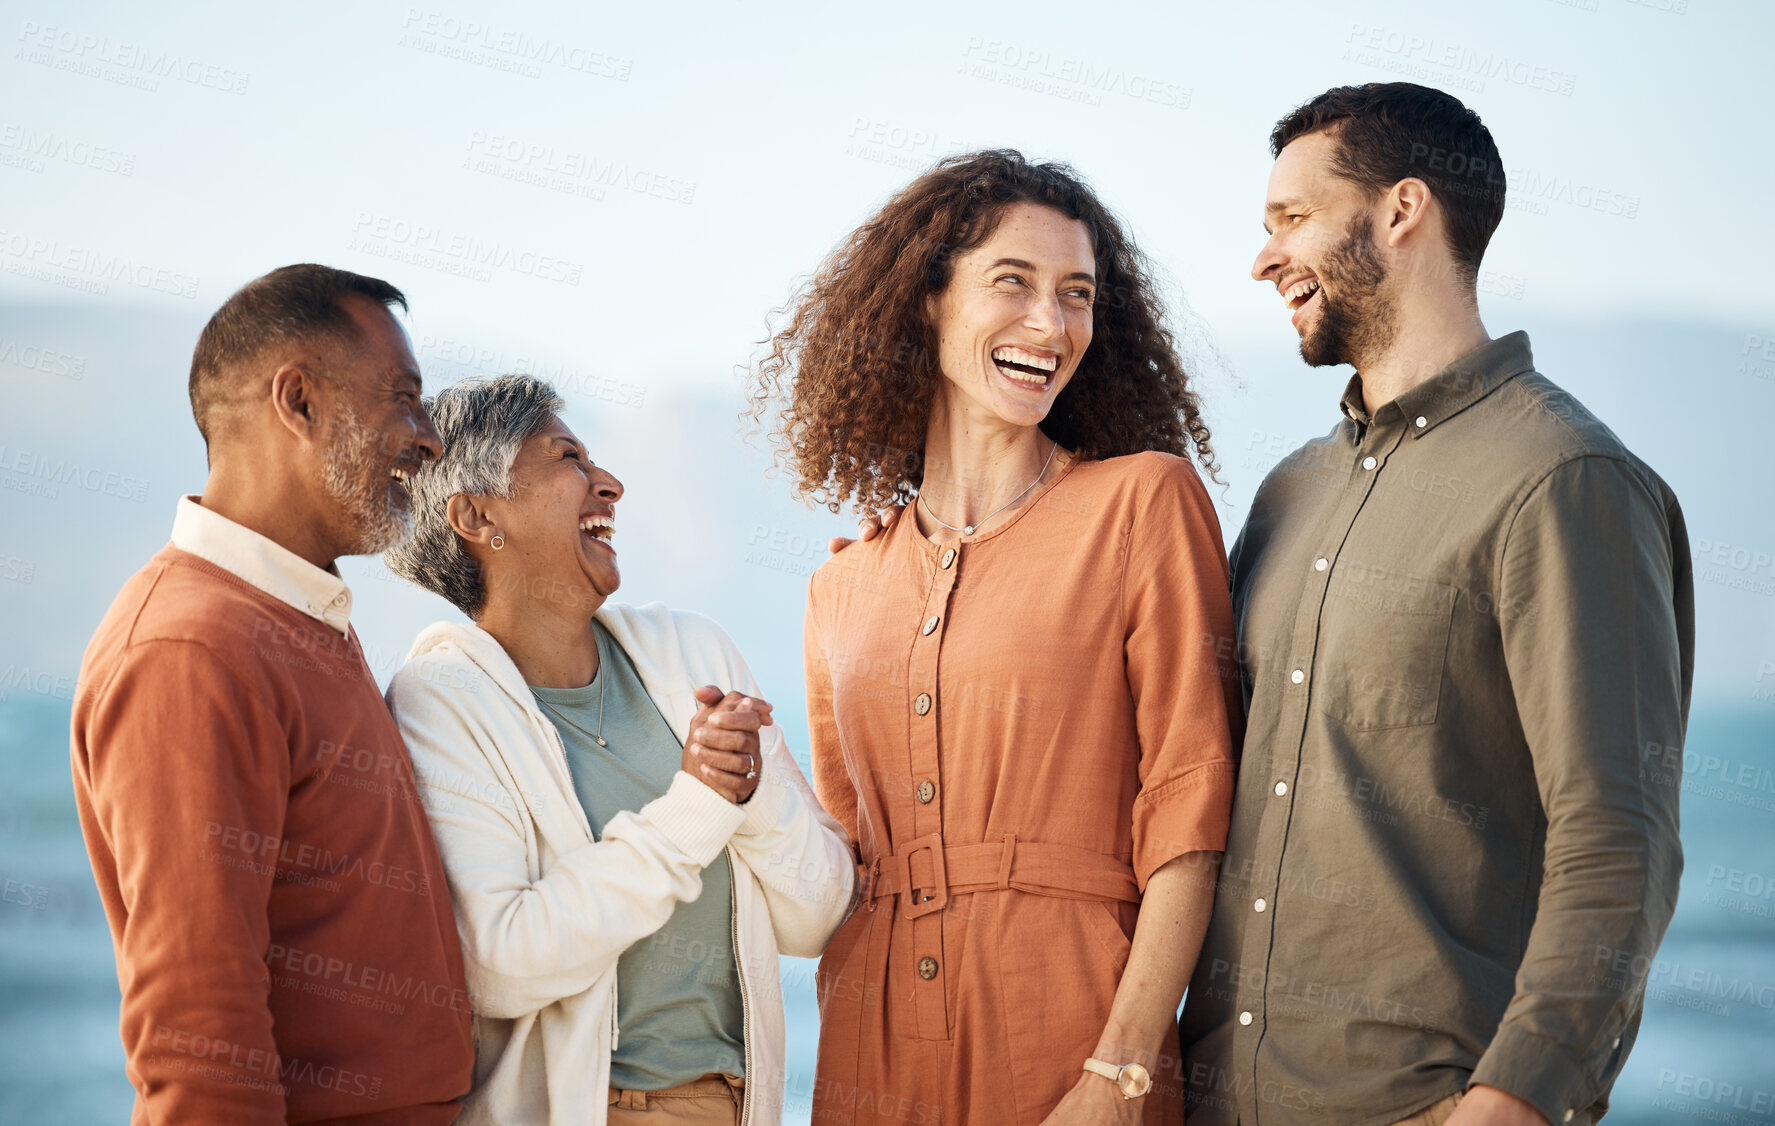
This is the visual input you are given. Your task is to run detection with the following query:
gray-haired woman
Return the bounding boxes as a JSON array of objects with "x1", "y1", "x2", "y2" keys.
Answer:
[{"x1": 383, "y1": 373, "x2": 855, "y2": 1126}]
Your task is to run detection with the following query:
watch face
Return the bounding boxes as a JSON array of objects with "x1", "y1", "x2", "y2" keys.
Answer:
[{"x1": 1117, "y1": 1062, "x2": 1153, "y2": 1098}]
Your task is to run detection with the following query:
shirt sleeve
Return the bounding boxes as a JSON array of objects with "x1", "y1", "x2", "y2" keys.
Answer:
[
  {"x1": 1472, "y1": 454, "x2": 1688, "y2": 1124},
  {"x1": 1121, "y1": 457, "x2": 1243, "y2": 890},
  {"x1": 804, "y1": 583, "x2": 861, "y2": 847},
  {"x1": 82, "y1": 641, "x2": 290, "y2": 1124}
]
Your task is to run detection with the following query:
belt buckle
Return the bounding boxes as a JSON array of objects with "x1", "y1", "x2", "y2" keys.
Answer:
[{"x1": 898, "y1": 833, "x2": 948, "y2": 919}]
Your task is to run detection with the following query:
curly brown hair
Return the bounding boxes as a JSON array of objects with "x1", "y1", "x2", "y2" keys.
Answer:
[{"x1": 745, "y1": 148, "x2": 1218, "y2": 515}]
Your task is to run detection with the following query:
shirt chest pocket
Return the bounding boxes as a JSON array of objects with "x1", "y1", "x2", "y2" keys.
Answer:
[{"x1": 1315, "y1": 573, "x2": 1458, "y2": 731}]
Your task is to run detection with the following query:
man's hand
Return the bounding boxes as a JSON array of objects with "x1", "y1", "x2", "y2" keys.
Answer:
[
  {"x1": 1036, "y1": 1071, "x2": 1143, "y2": 1126},
  {"x1": 1445, "y1": 1086, "x2": 1552, "y2": 1126},
  {"x1": 683, "y1": 686, "x2": 774, "y2": 805},
  {"x1": 828, "y1": 504, "x2": 905, "y2": 554}
]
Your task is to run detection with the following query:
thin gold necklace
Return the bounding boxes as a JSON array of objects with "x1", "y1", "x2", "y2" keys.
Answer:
[
  {"x1": 918, "y1": 440, "x2": 1058, "y2": 536},
  {"x1": 533, "y1": 640, "x2": 608, "y2": 747}
]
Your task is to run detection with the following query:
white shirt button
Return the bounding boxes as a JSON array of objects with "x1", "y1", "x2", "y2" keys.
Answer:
[
  {"x1": 1254, "y1": 898, "x2": 1266, "y2": 912},
  {"x1": 1313, "y1": 557, "x2": 1328, "y2": 572},
  {"x1": 1238, "y1": 1011, "x2": 1253, "y2": 1026},
  {"x1": 1362, "y1": 456, "x2": 1377, "y2": 470},
  {"x1": 1415, "y1": 415, "x2": 1428, "y2": 428},
  {"x1": 1274, "y1": 781, "x2": 1288, "y2": 796},
  {"x1": 1290, "y1": 669, "x2": 1305, "y2": 684}
]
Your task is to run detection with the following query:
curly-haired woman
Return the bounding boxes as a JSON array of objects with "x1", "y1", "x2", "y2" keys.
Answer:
[{"x1": 748, "y1": 150, "x2": 1244, "y2": 1125}]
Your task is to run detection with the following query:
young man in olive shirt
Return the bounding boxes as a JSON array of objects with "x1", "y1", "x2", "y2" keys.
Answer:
[{"x1": 1178, "y1": 84, "x2": 1691, "y2": 1126}]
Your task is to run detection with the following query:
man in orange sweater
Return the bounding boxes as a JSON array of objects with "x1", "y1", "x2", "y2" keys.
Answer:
[{"x1": 70, "y1": 264, "x2": 474, "y2": 1124}]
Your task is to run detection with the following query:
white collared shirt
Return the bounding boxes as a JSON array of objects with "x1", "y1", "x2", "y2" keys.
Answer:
[{"x1": 170, "y1": 495, "x2": 354, "y2": 636}]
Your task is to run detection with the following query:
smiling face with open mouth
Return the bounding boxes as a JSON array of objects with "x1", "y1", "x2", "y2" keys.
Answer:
[
  {"x1": 479, "y1": 414, "x2": 625, "y2": 606},
  {"x1": 316, "y1": 295, "x2": 443, "y2": 555},
  {"x1": 926, "y1": 201, "x2": 1097, "y2": 431},
  {"x1": 1253, "y1": 131, "x2": 1397, "y2": 371}
]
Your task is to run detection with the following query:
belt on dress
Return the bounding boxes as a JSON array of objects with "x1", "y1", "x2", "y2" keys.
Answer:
[{"x1": 864, "y1": 833, "x2": 1140, "y2": 919}]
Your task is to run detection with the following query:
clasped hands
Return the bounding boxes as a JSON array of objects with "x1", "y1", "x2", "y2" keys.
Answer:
[{"x1": 683, "y1": 685, "x2": 774, "y2": 805}]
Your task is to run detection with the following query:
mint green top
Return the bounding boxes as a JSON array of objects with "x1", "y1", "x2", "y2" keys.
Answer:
[{"x1": 529, "y1": 619, "x2": 745, "y2": 1090}]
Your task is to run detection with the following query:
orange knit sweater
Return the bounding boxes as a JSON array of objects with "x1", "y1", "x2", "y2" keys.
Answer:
[{"x1": 71, "y1": 545, "x2": 473, "y2": 1125}]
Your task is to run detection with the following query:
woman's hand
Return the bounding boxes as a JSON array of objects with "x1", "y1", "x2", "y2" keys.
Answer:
[
  {"x1": 1445, "y1": 1086, "x2": 1550, "y2": 1126},
  {"x1": 1042, "y1": 851, "x2": 1219, "y2": 1126},
  {"x1": 684, "y1": 686, "x2": 773, "y2": 805},
  {"x1": 1037, "y1": 1070, "x2": 1145, "y2": 1126},
  {"x1": 827, "y1": 504, "x2": 904, "y2": 555}
]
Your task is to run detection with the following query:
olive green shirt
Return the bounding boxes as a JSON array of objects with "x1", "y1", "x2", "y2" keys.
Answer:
[{"x1": 1179, "y1": 332, "x2": 1693, "y2": 1126}]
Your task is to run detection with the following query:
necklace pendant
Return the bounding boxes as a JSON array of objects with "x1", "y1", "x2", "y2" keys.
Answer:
[
  {"x1": 594, "y1": 735, "x2": 608, "y2": 747},
  {"x1": 963, "y1": 525, "x2": 975, "y2": 535}
]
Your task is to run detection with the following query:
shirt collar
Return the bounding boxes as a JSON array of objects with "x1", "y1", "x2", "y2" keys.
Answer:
[
  {"x1": 1339, "y1": 331, "x2": 1536, "y2": 442},
  {"x1": 170, "y1": 495, "x2": 354, "y2": 635}
]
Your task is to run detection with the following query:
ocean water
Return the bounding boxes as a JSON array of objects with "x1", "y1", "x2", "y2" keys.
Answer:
[{"x1": 2, "y1": 695, "x2": 1769, "y2": 1123}]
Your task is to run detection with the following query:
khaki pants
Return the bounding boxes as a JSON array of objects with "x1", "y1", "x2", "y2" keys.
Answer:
[
  {"x1": 1389, "y1": 1091, "x2": 1464, "y2": 1126},
  {"x1": 607, "y1": 1074, "x2": 745, "y2": 1124}
]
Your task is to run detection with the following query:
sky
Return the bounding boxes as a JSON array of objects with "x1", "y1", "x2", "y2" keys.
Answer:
[
  {"x1": 4, "y1": 0, "x2": 1772, "y2": 706},
  {"x1": 3, "y1": 2, "x2": 1774, "y2": 1120}
]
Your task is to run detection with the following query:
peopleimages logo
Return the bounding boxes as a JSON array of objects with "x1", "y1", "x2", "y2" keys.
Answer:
[
  {"x1": 0, "y1": 443, "x2": 149, "y2": 503},
  {"x1": 13, "y1": 20, "x2": 250, "y2": 94},
  {"x1": 397, "y1": 9, "x2": 632, "y2": 81},
  {"x1": 0, "y1": 230, "x2": 199, "y2": 299},
  {"x1": 349, "y1": 212, "x2": 584, "y2": 286},
  {"x1": 0, "y1": 123, "x2": 136, "y2": 176}
]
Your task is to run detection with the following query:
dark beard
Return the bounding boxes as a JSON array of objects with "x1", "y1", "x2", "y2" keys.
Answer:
[{"x1": 1300, "y1": 215, "x2": 1396, "y2": 370}]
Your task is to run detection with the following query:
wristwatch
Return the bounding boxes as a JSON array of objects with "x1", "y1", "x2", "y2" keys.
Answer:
[{"x1": 1083, "y1": 1058, "x2": 1153, "y2": 1099}]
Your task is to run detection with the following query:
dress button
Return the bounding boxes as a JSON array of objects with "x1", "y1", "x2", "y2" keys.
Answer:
[
  {"x1": 914, "y1": 692, "x2": 932, "y2": 716},
  {"x1": 917, "y1": 779, "x2": 936, "y2": 804},
  {"x1": 1254, "y1": 898, "x2": 1266, "y2": 912},
  {"x1": 1563, "y1": 1112, "x2": 1574, "y2": 1123},
  {"x1": 1238, "y1": 1011, "x2": 1252, "y2": 1026},
  {"x1": 1290, "y1": 669, "x2": 1305, "y2": 684},
  {"x1": 1362, "y1": 456, "x2": 1377, "y2": 470},
  {"x1": 1274, "y1": 781, "x2": 1288, "y2": 796},
  {"x1": 1415, "y1": 415, "x2": 1428, "y2": 428},
  {"x1": 922, "y1": 615, "x2": 940, "y2": 636},
  {"x1": 940, "y1": 548, "x2": 956, "y2": 569},
  {"x1": 918, "y1": 956, "x2": 939, "y2": 980},
  {"x1": 1313, "y1": 557, "x2": 1328, "y2": 571}
]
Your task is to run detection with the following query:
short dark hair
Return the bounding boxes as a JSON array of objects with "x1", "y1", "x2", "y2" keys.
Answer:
[
  {"x1": 1270, "y1": 82, "x2": 1505, "y2": 281},
  {"x1": 188, "y1": 263, "x2": 408, "y2": 445}
]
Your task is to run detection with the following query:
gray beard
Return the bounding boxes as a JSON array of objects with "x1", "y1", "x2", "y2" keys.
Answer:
[{"x1": 320, "y1": 401, "x2": 413, "y2": 556}]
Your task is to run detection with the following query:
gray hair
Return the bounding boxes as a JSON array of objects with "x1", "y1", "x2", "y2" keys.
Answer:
[{"x1": 384, "y1": 373, "x2": 565, "y2": 617}]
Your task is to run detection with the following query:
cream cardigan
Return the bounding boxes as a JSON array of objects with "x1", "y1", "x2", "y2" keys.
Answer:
[{"x1": 386, "y1": 600, "x2": 856, "y2": 1126}]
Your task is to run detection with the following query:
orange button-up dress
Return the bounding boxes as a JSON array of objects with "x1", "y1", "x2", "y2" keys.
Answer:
[{"x1": 804, "y1": 450, "x2": 1243, "y2": 1126}]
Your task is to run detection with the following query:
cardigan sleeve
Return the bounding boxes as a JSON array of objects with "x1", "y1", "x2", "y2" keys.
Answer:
[{"x1": 389, "y1": 650, "x2": 746, "y2": 1019}]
